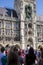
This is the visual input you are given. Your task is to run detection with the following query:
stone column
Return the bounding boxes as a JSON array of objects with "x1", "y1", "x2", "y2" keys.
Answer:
[
  {"x1": 3, "y1": 20, "x2": 6, "y2": 44},
  {"x1": 11, "y1": 21, "x2": 14, "y2": 44},
  {"x1": 20, "y1": 21, "x2": 25, "y2": 49},
  {"x1": 33, "y1": 16, "x2": 37, "y2": 49}
]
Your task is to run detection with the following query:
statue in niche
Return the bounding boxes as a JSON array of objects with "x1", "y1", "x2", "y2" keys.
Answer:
[{"x1": 25, "y1": 4, "x2": 32, "y2": 19}]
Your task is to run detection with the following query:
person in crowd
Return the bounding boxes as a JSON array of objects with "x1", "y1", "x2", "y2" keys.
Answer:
[
  {"x1": 18, "y1": 50, "x2": 23, "y2": 65},
  {"x1": 27, "y1": 45, "x2": 30, "y2": 50},
  {"x1": 38, "y1": 48, "x2": 43, "y2": 65},
  {"x1": 10, "y1": 46, "x2": 18, "y2": 53},
  {"x1": 1, "y1": 46, "x2": 7, "y2": 65},
  {"x1": 7, "y1": 50, "x2": 20, "y2": 65},
  {"x1": 25, "y1": 47, "x2": 36, "y2": 65},
  {"x1": 0, "y1": 46, "x2": 5, "y2": 65},
  {"x1": 36, "y1": 47, "x2": 43, "y2": 64}
]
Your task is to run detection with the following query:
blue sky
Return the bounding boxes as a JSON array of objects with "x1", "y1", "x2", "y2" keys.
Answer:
[
  {"x1": 0, "y1": 0, "x2": 14, "y2": 9},
  {"x1": 0, "y1": 0, "x2": 43, "y2": 15},
  {"x1": 36, "y1": 0, "x2": 43, "y2": 15}
]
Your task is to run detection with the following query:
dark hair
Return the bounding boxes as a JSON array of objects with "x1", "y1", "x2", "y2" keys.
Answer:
[
  {"x1": 1, "y1": 46, "x2": 5, "y2": 53},
  {"x1": 10, "y1": 46, "x2": 18, "y2": 52},
  {"x1": 26, "y1": 47, "x2": 36, "y2": 65},
  {"x1": 13, "y1": 46, "x2": 18, "y2": 52},
  {"x1": 8, "y1": 51, "x2": 20, "y2": 65},
  {"x1": 29, "y1": 47, "x2": 34, "y2": 54},
  {"x1": 27, "y1": 45, "x2": 29, "y2": 47}
]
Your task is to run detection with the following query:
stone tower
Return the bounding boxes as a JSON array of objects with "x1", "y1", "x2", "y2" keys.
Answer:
[{"x1": 14, "y1": 0, "x2": 37, "y2": 49}]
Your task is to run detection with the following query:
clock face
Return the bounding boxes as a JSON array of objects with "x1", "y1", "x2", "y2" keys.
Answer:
[{"x1": 25, "y1": 4, "x2": 32, "y2": 19}]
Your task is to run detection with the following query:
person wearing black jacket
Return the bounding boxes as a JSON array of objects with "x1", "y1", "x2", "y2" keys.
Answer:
[{"x1": 25, "y1": 47, "x2": 36, "y2": 65}]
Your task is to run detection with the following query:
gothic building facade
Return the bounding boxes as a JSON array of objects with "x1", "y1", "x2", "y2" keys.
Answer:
[
  {"x1": 0, "y1": 0, "x2": 43, "y2": 49},
  {"x1": 15, "y1": 0, "x2": 36, "y2": 49}
]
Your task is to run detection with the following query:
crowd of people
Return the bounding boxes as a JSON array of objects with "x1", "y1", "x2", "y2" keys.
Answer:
[{"x1": 0, "y1": 45, "x2": 43, "y2": 65}]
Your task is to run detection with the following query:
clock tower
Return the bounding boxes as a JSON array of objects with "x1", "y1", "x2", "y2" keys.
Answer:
[{"x1": 14, "y1": 0, "x2": 37, "y2": 49}]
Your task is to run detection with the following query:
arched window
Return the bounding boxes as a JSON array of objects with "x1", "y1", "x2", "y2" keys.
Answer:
[
  {"x1": 28, "y1": 31, "x2": 32, "y2": 34},
  {"x1": 28, "y1": 38, "x2": 33, "y2": 43},
  {"x1": 28, "y1": 23, "x2": 32, "y2": 28}
]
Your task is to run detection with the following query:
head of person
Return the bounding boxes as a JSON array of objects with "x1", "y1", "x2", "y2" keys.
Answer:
[
  {"x1": 29, "y1": 47, "x2": 34, "y2": 55},
  {"x1": 10, "y1": 46, "x2": 18, "y2": 52},
  {"x1": 27, "y1": 45, "x2": 30, "y2": 50},
  {"x1": 13, "y1": 46, "x2": 18, "y2": 52},
  {"x1": 1, "y1": 46, "x2": 5, "y2": 53},
  {"x1": 8, "y1": 50, "x2": 19, "y2": 65}
]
